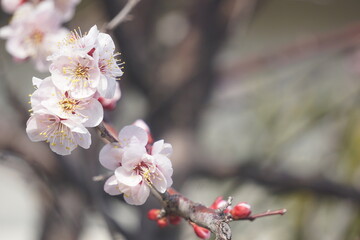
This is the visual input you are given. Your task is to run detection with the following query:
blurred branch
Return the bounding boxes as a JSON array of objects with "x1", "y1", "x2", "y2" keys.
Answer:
[
  {"x1": 147, "y1": 0, "x2": 257, "y2": 134},
  {"x1": 0, "y1": 56, "x2": 29, "y2": 125},
  {"x1": 102, "y1": 210, "x2": 133, "y2": 240},
  {"x1": 191, "y1": 161, "x2": 360, "y2": 202},
  {"x1": 104, "y1": 0, "x2": 141, "y2": 31},
  {"x1": 219, "y1": 21, "x2": 360, "y2": 80}
]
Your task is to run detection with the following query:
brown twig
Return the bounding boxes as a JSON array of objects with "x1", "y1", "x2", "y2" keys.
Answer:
[
  {"x1": 104, "y1": 0, "x2": 141, "y2": 31},
  {"x1": 96, "y1": 122, "x2": 118, "y2": 143},
  {"x1": 240, "y1": 209, "x2": 287, "y2": 222}
]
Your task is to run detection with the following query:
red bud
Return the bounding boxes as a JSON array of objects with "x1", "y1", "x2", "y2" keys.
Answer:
[
  {"x1": 210, "y1": 196, "x2": 227, "y2": 210},
  {"x1": 193, "y1": 224, "x2": 211, "y2": 239},
  {"x1": 230, "y1": 202, "x2": 251, "y2": 219},
  {"x1": 169, "y1": 215, "x2": 181, "y2": 225},
  {"x1": 157, "y1": 218, "x2": 169, "y2": 228},
  {"x1": 147, "y1": 209, "x2": 161, "y2": 221}
]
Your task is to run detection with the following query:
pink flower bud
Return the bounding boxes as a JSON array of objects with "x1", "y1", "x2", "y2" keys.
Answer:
[
  {"x1": 169, "y1": 215, "x2": 181, "y2": 225},
  {"x1": 210, "y1": 196, "x2": 227, "y2": 209},
  {"x1": 147, "y1": 209, "x2": 161, "y2": 221},
  {"x1": 193, "y1": 224, "x2": 211, "y2": 239},
  {"x1": 230, "y1": 202, "x2": 251, "y2": 219},
  {"x1": 157, "y1": 218, "x2": 169, "y2": 228}
]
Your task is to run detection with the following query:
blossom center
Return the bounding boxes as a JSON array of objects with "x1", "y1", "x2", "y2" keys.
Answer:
[
  {"x1": 99, "y1": 58, "x2": 113, "y2": 74},
  {"x1": 63, "y1": 62, "x2": 91, "y2": 86},
  {"x1": 29, "y1": 29, "x2": 44, "y2": 45},
  {"x1": 63, "y1": 28, "x2": 83, "y2": 46},
  {"x1": 74, "y1": 64, "x2": 90, "y2": 79},
  {"x1": 39, "y1": 117, "x2": 74, "y2": 150},
  {"x1": 59, "y1": 97, "x2": 79, "y2": 114},
  {"x1": 134, "y1": 161, "x2": 156, "y2": 184}
]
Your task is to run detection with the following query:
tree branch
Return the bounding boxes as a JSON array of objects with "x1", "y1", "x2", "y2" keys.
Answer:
[{"x1": 104, "y1": 0, "x2": 141, "y2": 31}]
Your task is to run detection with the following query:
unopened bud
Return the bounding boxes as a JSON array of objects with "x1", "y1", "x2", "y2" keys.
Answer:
[
  {"x1": 169, "y1": 215, "x2": 181, "y2": 225},
  {"x1": 210, "y1": 196, "x2": 227, "y2": 210},
  {"x1": 147, "y1": 209, "x2": 161, "y2": 221},
  {"x1": 193, "y1": 224, "x2": 211, "y2": 239},
  {"x1": 157, "y1": 218, "x2": 169, "y2": 228},
  {"x1": 231, "y1": 202, "x2": 251, "y2": 219}
]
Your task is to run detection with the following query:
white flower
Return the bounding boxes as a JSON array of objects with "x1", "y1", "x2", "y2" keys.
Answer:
[
  {"x1": 1, "y1": 0, "x2": 24, "y2": 13},
  {"x1": 49, "y1": 25, "x2": 99, "y2": 60},
  {"x1": 53, "y1": 0, "x2": 81, "y2": 22},
  {"x1": 100, "y1": 125, "x2": 173, "y2": 205},
  {"x1": 26, "y1": 109, "x2": 91, "y2": 155},
  {"x1": 31, "y1": 77, "x2": 103, "y2": 127},
  {"x1": 98, "y1": 81, "x2": 121, "y2": 110},
  {"x1": 151, "y1": 139, "x2": 174, "y2": 187},
  {"x1": 99, "y1": 125, "x2": 148, "y2": 170},
  {"x1": 49, "y1": 52, "x2": 101, "y2": 99},
  {"x1": 0, "y1": 1, "x2": 69, "y2": 71},
  {"x1": 49, "y1": 26, "x2": 123, "y2": 99},
  {"x1": 97, "y1": 32, "x2": 123, "y2": 98}
]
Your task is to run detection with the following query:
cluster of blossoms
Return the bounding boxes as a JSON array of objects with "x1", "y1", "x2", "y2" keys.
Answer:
[
  {"x1": 148, "y1": 196, "x2": 252, "y2": 239},
  {"x1": 99, "y1": 121, "x2": 174, "y2": 205},
  {"x1": 26, "y1": 25, "x2": 123, "y2": 155},
  {"x1": 23, "y1": 21, "x2": 173, "y2": 206},
  {"x1": 0, "y1": 0, "x2": 81, "y2": 71}
]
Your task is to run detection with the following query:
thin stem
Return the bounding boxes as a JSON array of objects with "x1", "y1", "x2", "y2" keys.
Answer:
[
  {"x1": 96, "y1": 122, "x2": 118, "y2": 143},
  {"x1": 105, "y1": 0, "x2": 141, "y2": 31},
  {"x1": 240, "y1": 209, "x2": 287, "y2": 221},
  {"x1": 149, "y1": 184, "x2": 167, "y2": 204}
]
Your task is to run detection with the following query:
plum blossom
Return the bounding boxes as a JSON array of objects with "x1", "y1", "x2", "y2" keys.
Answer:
[
  {"x1": 26, "y1": 76, "x2": 98, "y2": 155},
  {"x1": 1, "y1": 0, "x2": 81, "y2": 20},
  {"x1": 49, "y1": 52, "x2": 101, "y2": 99},
  {"x1": 53, "y1": 0, "x2": 81, "y2": 22},
  {"x1": 26, "y1": 25, "x2": 124, "y2": 155},
  {"x1": 31, "y1": 77, "x2": 103, "y2": 127},
  {"x1": 1, "y1": 0, "x2": 25, "y2": 13},
  {"x1": 48, "y1": 25, "x2": 123, "y2": 99},
  {"x1": 0, "y1": 1, "x2": 69, "y2": 71},
  {"x1": 49, "y1": 25, "x2": 99, "y2": 60},
  {"x1": 100, "y1": 124, "x2": 173, "y2": 205},
  {"x1": 97, "y1": 32, "x2": 124, "y2": 98},
  {"x1": 98, "y1": 82, "x2": 121, "y2": 110},
  {"x1": 99, "y1": 125, "x2": 148, "y2": 171},
  {"x1": 26, "y1": 109, "x2": 91, "y2": 155}
]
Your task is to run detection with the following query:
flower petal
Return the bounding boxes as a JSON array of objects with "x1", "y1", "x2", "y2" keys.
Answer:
[
  {"x1": 79, "y1": 98, "x2": 104, "y2": 127},
  {"x1": 152, "y1": 140, "x2": 173, "y2": 156},
  {"x1": 104, "y1": 175, "x2": 121, "y2": 196},
  {"x1": 121, "y1": 146, "x2": 146, "y2": 170},
  {"x1": 26, "y1": 115, "x2": 47, "y2": 142},
  {"x1": 124, "y1": 182, "x2": 150, "y2": 205},
  {"x1": 115, "y1": 167, "x2": 142, "y2": 187},
  {"x1": 118, "y1": 125, "x2": 148, "y2": 148},
  {"x1": 152, "y1": 169, "x2": 168, "y2": 193},
  {"x1": 99, "y1": 143, "x2": 123, "y2": 170}
]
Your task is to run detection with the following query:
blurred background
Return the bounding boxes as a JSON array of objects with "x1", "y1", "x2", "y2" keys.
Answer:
[{"x1": 1, "y1": 0, "x2": 360, "y2": 239}]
